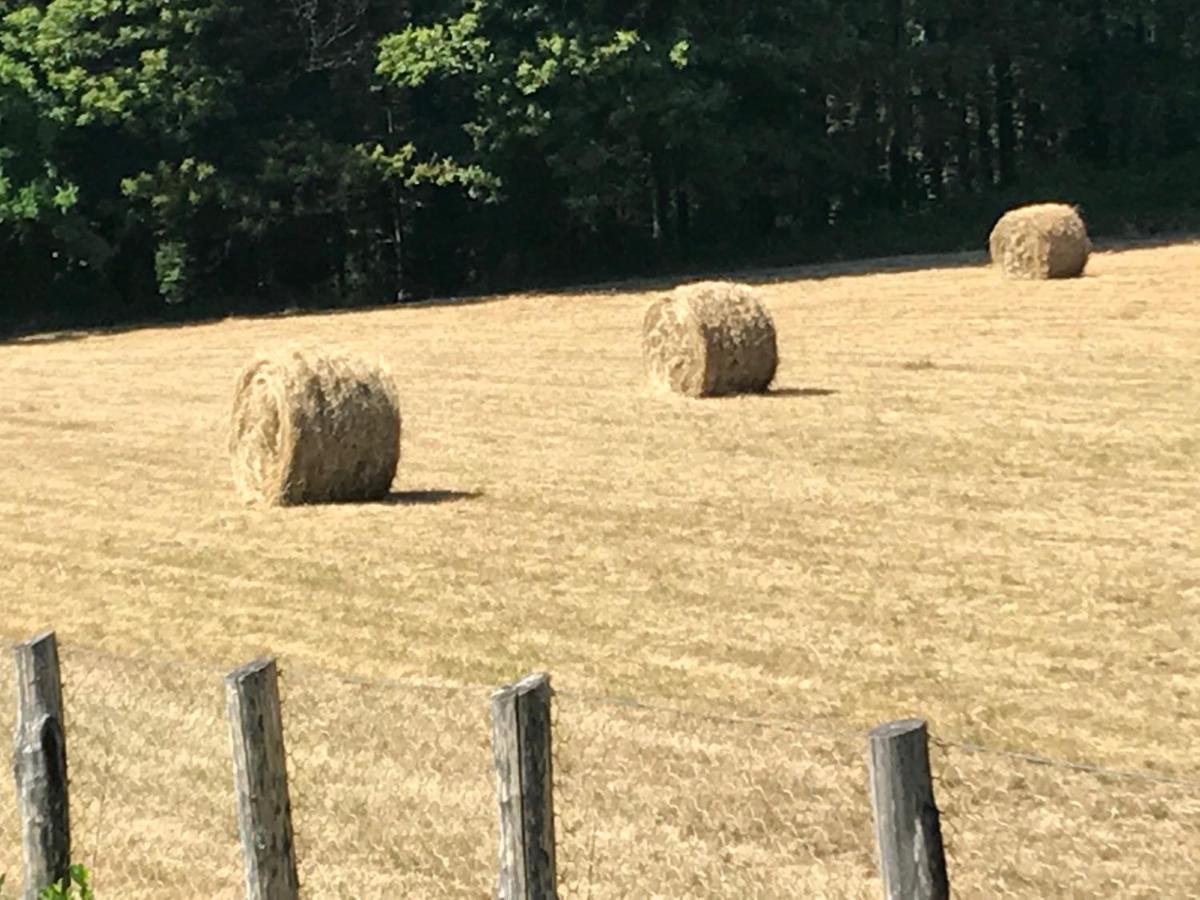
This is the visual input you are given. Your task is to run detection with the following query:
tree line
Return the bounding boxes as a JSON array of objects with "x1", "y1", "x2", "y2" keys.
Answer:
[{"x1": 2, "y1": 0, "x2": 1197, "y2": 332}]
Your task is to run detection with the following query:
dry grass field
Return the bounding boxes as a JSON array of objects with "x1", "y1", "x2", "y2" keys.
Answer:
[{"x1": 1, "y1": 241, "x2": 1198, "y2": 897}]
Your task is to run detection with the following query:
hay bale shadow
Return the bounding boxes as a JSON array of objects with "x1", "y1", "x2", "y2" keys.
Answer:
[
  {"x1": 766, "y1": 387, "x2": 838, "y2": 398},
  {"x1": 380, "y1": 489, "x2": 483, "y2": 506}
]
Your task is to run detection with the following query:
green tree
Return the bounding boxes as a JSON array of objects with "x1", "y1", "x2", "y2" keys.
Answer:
[{"x1": 4, "y1": 0, "x2": 1200, "y2": 332}]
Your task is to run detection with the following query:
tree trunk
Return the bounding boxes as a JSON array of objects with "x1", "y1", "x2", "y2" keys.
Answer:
[
  {"x1": 994, "y1": 46, "x2": 1016, "y2": 186},
  {"x1": 956, "y1": 101, "x2": 975, "y2": 192},
  {"x1": 674, "y1": 185, "x2": 691, "y2": 256},
  {"x1": 1084, "y1": 0, "x2": 1109, "y2": 163},
  {"x1": 385, "y1": 108, "x2": 405, "y2": 300},
  {"x1": 976, "y1": 96, "x2": 994, "y2": 187}
]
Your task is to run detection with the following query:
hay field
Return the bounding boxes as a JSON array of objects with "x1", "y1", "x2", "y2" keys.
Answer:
[{"x1": 1, "y1": 241, "x2": 1198, "y2": 897}]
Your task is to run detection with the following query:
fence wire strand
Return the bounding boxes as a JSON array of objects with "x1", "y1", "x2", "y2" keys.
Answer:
[
  {"x1": 0, "y1": 639, "x2": 1197, "y2": 898},
  {"x1": 57, "y1": 645, "x2": 241, "y2": 899},
  {"x1": 276, "y1": 664, "x2": 495, "y2": 898},
  {"x1": 931, "y1": 740, "x2": 1200, "y2": 899},
  {"x1": 552, "y1": 692, "x2": 878, "y2": 899}
]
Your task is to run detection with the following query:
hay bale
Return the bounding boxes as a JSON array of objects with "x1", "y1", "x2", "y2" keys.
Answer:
[
  {"x1": 642, "y1": 281, "x2": 778, "y2": 397},
  {"x1": 988, "y1": 203, "x2": 1090, "y2": 279},
  {"x1": 229, "y1": 349, "x2": 401, "y2": 506}
]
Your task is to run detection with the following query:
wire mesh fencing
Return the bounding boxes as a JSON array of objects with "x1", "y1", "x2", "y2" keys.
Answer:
[
  {"x1": 2, "y1": 639, "x2": 1199, "y2": 899},
  {"x1": 930, "y1": 737, "x2": 1200, "y2": 899},
  {"x1": 48, "y1": 645, "x2": 239, "y2": 898},
  {"x1": 276, "y1": 666, "x2": 495, "y2": 898},
  {"x1": 0, "y1": 652, "x2": 17, "y2": 889},
  {"x1": 552, "y1": 693, "x2": 878, "y2": 899}
]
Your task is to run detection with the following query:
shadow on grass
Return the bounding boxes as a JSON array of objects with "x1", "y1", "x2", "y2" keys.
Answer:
[
  {"x1": 767, "y1": 386, "x2": 838, "y2": 398},
  {"x1": 7, "y1": 233, "x2": 1197, "y2": 348},
  {"x1": 380, "y1": 489, "x2": 483, "y2": 506},
  {"x1": 0, "y1": 291, "x2": 511, "y2": 348},
  {"x1": 3, "y1": 330, "x2": 97, "y2": 347},
  {"x1": 1, "y1": 313, "x2": 238, "y2": 348}
]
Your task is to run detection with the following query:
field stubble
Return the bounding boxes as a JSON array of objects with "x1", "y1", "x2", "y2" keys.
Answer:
[{"x1": 1, "y1": 243, "x2": 1198, "y2": 896}]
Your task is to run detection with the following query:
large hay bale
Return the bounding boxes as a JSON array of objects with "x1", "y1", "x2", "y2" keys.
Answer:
[
  {"x1": 988, "y1": 202, "x2": 1090, "y2": 279},
  {"x1": 229, "y1": 349, "x2": 401, "y2": 506},
  {"x1": 642, "y1": 281, "x2": 778, "y2": 397}
]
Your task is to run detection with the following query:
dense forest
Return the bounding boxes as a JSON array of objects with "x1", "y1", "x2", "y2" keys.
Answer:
[{"x1": 2, "y1": 0, "x2": 1198, "y2": 332}]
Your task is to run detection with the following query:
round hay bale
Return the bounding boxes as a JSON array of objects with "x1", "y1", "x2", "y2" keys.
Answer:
[
  {"x1": 229, "y1": 349, "x2": 401, "y2": 506},
  {"x1": 988, "y1": 202, "x2": 1090, "y2": 279},
  {"x1": 642, "y1": 281, "x2": 778, "y2": 397}
]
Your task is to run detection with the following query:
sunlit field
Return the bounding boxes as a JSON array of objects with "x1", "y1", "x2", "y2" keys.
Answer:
[{"x1": 1, "y1": 241, "x2": 1197, "y2": 897}]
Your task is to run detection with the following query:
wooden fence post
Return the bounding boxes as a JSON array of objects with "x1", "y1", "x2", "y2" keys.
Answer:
[
  {"x1": 12, "y1": 630, "x2": 70, "y2": 900},
  {"x1": 490, "y1": 672, "x2": 557, "y2": 900},
  {"x1": 225, "y1": 658, "x2": 299, "y2": 900},
  {"x1": 867, "y1": 718, "x2": 949, "y2": 900}
]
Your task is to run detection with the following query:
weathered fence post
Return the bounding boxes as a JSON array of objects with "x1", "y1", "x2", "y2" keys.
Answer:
[
  {"x1": 867, "y1": 718, "x2": 949, "y2": 900},
  {"x1": 12, "y1": 630, "x2": 70, "y2": 900},
  {"x1": 490, "y1": 672, "x2": 557, "y2": 900},
  {"x1": 225, "y1": 657, "x2": 299, "y2": 900}
]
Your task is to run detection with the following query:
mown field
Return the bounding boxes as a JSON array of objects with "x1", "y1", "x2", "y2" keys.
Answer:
[{"x1": 1, "y1": 241, "x2": 1198, "y2": 897}]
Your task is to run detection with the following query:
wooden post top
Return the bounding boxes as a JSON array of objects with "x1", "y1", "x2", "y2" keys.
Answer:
[
  {"x1": 225, "y1": 657, "x2": 277, "y2": 684},
  {"x1": 16, "y1": 630, "x2": 56, "y2": 649},
  {"x1": 491, "y1": 672, "x2": 551, "y2": 702},
  {"x1": 869, "y1": 718, "x2": 928, "y2": 741}
]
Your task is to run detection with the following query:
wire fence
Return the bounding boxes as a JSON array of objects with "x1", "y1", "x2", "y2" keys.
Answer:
[
  {"x1": 552, "y1": 693, "x2": 876, "y2": 898},
  {"x1": 1, "y1": 645, "x2": 242, "y2": 897},
  {"x1": 930, "y1": 739, "x2": 1200, "y2": 899},
  {"x1": 1, "y1": 640, "x2": 1197, "y2": 898}
]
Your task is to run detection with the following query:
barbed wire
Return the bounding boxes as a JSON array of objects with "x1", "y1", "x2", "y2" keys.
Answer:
[
  {"x1": 929, "y1": 736, "x2": 1200, "y2": 790},
  {"x1": 55, "y1": 639, "x2": 230, "y2": 677},
  {"x1": 4, "y1": 634, "x2": 1198, "y2": 792},
  {"x1": 277, "y1": 658, "x2": 493, "y2": 698},
  {"x1": 553, "y1": 687, "x2": 868, "y2": 743},
  {"x1": 559, "y1": 688, "x2": 1200, "y2": 791}
]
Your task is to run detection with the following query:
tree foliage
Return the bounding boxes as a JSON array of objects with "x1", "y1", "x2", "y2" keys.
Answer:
[{"x1": 3, "y1": 0, "x2": 1198, "y2": 331}]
